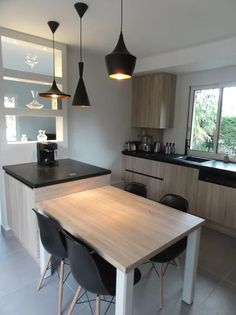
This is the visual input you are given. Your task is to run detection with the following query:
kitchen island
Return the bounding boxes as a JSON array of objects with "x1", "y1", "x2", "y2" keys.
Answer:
[{"x1": 3, "y1": 159, "x2": 111, "y2": 271}]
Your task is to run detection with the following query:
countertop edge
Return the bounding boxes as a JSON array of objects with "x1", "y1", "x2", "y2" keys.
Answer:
[
  {"x1": 122, "y1": 151, "x2": 236, "y2": 178},
  {"x1": 4, "y1": 169, "x2": 111, "y2": 189}
]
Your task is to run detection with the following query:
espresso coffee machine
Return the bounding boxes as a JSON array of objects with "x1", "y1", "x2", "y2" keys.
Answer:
[{"x1": 37, "y1": 142, "x2": 58, "y2": 166}]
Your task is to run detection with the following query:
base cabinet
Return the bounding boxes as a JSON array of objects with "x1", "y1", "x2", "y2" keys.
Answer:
[
  {"x1": 4, "y1": 173, "x2": 111, "y2": 263},
  {"x1": 123, "y1": 156, "x2": 199, "y2": 213},
  {"x1": 196, "y1": 181, "x2": 236, "y2": 230},
  {"x1": 161, "y1": 163, "x2": 199, "y2": 214},
  {"x1": 123, "y1": 155, "x2": 236, "y2": 236},
  {"x1": 124, "y1": 170, "x2": 163, "y2": 201}
]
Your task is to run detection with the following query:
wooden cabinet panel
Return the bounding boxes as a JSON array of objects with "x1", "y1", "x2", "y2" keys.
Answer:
[
  {"x1": 5, "y1": 173, "x2": 39, "y2": 260},
  {"x1": 123, "y1": 156, "x2": 198, "y2": 213},
  {"x1": 196, "y1": 181, "x2": 236, "y2": 229},
  {"x1": 124, "y1": 156, "x2": 163, "y2": 179},
  {"x1": 132, "y1": 73, "x2": 176, "y2": 129},
  {"x1": 160, "y1": 163, "x2": 199, "y2": 214},
  {"x1": 4, "y1": 173, "x2": 111, "y2": 263},
  {"x1": 124, "y1": 170, "x2": 163, "y2": 202}
]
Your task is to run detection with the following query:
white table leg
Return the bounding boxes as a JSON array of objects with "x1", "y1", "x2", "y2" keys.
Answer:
[
  {"x1": 182, "y1": 227, "x2": 201, "y2": 304},
  {"x1": 39, "y1": 238, "x2": 52, "y2": 278},
  {"x1": 115, "y1": 269, "x2": 134, "y2": 315}
]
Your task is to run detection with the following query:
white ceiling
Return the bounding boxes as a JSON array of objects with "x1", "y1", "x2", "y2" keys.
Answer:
[{"x1": 1, "y1": 0, "x2": 236, "y2": 59}]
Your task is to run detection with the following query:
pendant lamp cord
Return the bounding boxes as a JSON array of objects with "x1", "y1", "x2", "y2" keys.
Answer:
[
  {"x1": 52, "y1": 32, "x2": 55, "y2": 80},
  {"x1": 121, "y1": 0, "x2": 123, "y2": 32},
  {"x1": 80, "y1": 17, "x2": 82, "y2": 62}
]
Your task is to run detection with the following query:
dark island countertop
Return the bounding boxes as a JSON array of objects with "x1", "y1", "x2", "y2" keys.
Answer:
[
  {"x1": 3, "y1": 159, "x2": 111, "y2": 189},
  {"x1": 122, "y1": 151, "x2": 236, "y2": 180}
]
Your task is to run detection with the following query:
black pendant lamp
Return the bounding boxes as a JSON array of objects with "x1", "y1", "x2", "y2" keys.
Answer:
[
  {"x1": 39, "y1": 21, "x2": 71, "y2": 100},
  {"x1": 105, "y1": 0, "x2": 136, "y2": 80},
  {"x1": 72, "y1": 2, "x2": 91, "y2": 107}
]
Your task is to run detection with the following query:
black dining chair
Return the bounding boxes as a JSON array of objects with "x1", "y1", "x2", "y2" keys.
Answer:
[
  {"x1": 150, "y1": 194, "x2": 188, "y2": 309},
  {"x1": 63, "y1": 230, "x2": 142, "y2": 315},
  {"x1": 33, "y1": 208, "x2": 68, "y2": 315},
  {"x1": 124, "y1": 182, "x2": 147, "y2": 197}
]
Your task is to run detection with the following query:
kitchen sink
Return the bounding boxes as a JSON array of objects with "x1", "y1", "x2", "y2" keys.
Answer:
[{"x1": 177, "y1": 156, "x2": 210, "y2": 163}]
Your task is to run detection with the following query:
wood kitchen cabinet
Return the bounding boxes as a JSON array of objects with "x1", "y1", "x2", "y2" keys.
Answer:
[
  {"x1": 123, "y1": 155, "x2": 199, "y2": 213},
  {"x1": 160, "y1": 163, "x2": 199, "y2": 214},
  {"x1": 4, "y1": 173, "x2": 111, "y2": 263},
  {"x1": 124, "y1": 171, "x2": 163, "y2": 202},
  {"x1": 132, "y1": 72, "x2": 176, "y2": 128},
  {"x1": 196, "y1": 181, "x2": 236, "y2": 230},
  {"x1": 123, "y1": 156, "x2": 164, "y2": 201}
]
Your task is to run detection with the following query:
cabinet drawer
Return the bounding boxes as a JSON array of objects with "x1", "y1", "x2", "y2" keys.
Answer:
[
  {"x1": 124, "y1": 170, "x2": 163, "y2": 202},
  {"x1": 124, "y1": 156, "x2": 163, "y2": 179}
]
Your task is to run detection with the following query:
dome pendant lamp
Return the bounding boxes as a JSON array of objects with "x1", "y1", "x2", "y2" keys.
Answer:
[
  {"x1": 39, "y1": 21, "x2": 70, "y2": 100},
  {"x1": 105, "y1": 0, "x2": 136, "y2": 80},
  {"x1": 72, "y1": 2, "x2": 91, "y2": 107}
]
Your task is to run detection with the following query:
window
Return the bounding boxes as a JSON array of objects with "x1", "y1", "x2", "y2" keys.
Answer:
[{"x1": 189, "y1": 84, "x2": 236, "y2": 157}]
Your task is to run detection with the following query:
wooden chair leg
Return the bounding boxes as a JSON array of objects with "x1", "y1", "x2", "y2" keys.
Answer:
[
  {"x1": 37, "y1": 255, "x2": 52, "y2": 291},
  {"x1": 175, "y1": 257, "x2": 182, "y2": 281},
  {"x1": 58, "y1": 259, "x2": 65, "y2": 315},
  {"x1": 67, "y1": 286, "x2": 82, "y2": 315},
  {"x1": 96, "y1": 295, "x2": 100, "y2": 315},
  {"x1": 159, "y1": 263, "x2": 164, "y2": 309}
]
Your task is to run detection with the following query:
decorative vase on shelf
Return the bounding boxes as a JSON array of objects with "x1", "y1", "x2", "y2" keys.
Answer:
[
  {"x1": 37, "y1": 130, "x2": 47, "y2": 142},
  {"x1": 26, "y1": 90, "x2": 44, "y2": 109},
  {"x1": 21, "y1": 134, "x2": 28, "y2": 142}
]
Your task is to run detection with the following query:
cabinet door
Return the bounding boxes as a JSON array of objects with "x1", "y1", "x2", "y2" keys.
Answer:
[
  {"x1": 124, "y1": 170, "x2": 163, "y2": 202},
  {"x1": 160, "y1": 163, "x2": 199, "y2": 214},
  {"x1": 196, "y1": 181, "x2": 236, "y2": 229},
  {"x1": 131, "y1": 73, "x2": 176, "y2": 128},
  {"x1": 132, "y1": 75, "x2": 151, "y2": 128}
]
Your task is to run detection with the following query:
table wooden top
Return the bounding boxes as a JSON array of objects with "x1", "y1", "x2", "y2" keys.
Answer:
[{"x1": 37, "y1": 185, "x2": 205, "y2": 272}]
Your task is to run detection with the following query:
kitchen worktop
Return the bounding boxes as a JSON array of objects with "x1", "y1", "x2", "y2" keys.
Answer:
[
  {"x1": 122, "y1": 151, "x2": 236, "y2": 178},
  {"x1": 3, "y1": 159, "x2": 111, "y2": 188}
]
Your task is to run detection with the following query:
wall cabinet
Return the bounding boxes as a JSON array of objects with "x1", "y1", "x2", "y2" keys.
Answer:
[
  {"x1": 196, "y1": 181, "x2": 236, "y2": 230},
  {"x1": 132, "y1": 73, "x2": 176, "y2": 128}
]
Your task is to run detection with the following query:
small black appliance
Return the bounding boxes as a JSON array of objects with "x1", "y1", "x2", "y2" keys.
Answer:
[{"x1": 37, "y1": 142, "x2": 58, "y2": 166}]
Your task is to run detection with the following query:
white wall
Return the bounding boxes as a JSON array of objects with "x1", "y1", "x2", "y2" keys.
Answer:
[
  {"x1": 163, "y1": 65, "x2": 236, "y2": 154},
  {"x1": 67, "y1": 47, "x2": 132, "y2": 184}
]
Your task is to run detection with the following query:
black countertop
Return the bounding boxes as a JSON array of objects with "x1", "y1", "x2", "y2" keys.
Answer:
[
  {"x1": 122, "y1": 151, "x2": 236, "y2": 179},
  {"x1": 3, "y1": 159, "x2": 111, "y2": 189}
]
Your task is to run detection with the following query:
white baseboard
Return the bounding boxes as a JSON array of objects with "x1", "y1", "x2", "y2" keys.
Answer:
[{"x1": 1, "y1": 224, "x2": 12, "y2": 237}]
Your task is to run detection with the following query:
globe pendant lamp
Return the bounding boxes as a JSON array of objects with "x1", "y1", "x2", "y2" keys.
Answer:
[
  {"x1": 39, "y1": 21, "x2": 70, "y2": 100},
  {"x1": 72, "y1": 2, "x2": 91, "y2": 107},
  {"x1": 105, "y1": 0, "x2": 136, "y2": 80}
]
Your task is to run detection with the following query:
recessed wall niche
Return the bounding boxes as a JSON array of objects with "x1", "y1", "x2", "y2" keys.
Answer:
[{"x1": 6, "y1": 115, "x2": 63, "y2": 143}]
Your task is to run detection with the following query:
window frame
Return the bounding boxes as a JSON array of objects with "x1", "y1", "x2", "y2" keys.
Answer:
[{"x1": 187, "y1": 82, "x2": 236, "y2": 162}]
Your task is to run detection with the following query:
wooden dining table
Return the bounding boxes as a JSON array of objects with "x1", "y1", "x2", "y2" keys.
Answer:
[{"x1": 36, "y1": 185, "x2": 205, "y2": 315}]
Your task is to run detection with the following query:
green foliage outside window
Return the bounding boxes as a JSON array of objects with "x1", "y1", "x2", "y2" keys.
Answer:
[{"x1": 190, "y1": 87, "x2": 236, "y2": 156}]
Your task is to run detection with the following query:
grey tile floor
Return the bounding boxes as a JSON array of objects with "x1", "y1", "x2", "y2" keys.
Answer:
[{"x1": 0, "y1": 227, "x2": 235, "y2": 315}]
